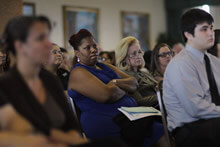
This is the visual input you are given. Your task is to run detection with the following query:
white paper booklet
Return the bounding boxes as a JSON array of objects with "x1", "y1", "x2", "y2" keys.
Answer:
[{"x1": 118, "y1": 106, "x2": 161, "y2": 121}]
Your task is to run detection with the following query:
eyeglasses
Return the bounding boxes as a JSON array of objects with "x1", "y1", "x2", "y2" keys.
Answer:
[
  {"x1": 52, "y1": 50, "x2": 63, "y2": 55},
  {"x1": 128, "y1": 50, "x2": 144, "y2": 58},
  {"x1": 98, "y1": 57, "x2": 110, "y2": 62},
  {"x1": 158, "y1": 51, "x2": 173, "y2": 58}
]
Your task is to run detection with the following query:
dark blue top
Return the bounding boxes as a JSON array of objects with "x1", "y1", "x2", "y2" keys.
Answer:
[{"x1": 68, "y1": 62, "x2": 137, "y2": 139}]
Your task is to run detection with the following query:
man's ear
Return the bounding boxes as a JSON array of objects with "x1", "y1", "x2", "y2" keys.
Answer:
[
  {"x1": 14, "y1": 40, "x2": 23, "y2": 54},
  {"x1": 184, "y1": 32, "x2": 193, "y2": 41}
]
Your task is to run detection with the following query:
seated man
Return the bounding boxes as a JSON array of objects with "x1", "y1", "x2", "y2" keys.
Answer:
[{"x1": 163, "y1": 8, "x2": 220, "y2": 147}]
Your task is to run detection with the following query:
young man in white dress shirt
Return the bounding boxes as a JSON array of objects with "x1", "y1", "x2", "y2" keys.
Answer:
[{"x1": 163, "y1": 8, "x2": 220, "y2": 147}]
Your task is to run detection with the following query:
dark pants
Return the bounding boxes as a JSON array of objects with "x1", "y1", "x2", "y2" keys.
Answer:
[{"x1": 173, "y1": 118, "x2": 220, "y2": 147}]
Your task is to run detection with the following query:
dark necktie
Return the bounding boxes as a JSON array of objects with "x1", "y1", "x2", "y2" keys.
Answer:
[{"x1": 204, "y1": 54, "x2": 220, "y2": 105}]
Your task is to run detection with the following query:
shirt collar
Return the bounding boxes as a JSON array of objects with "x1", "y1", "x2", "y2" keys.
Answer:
[{"x1": 185, "y1": 44, "x2": 205, "y2": 64}]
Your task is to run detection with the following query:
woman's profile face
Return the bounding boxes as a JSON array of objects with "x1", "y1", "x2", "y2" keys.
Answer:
[
  {"x1": 77, "y1": 37, "x2": 99, "y2": 66},
  {"x1": 126, "y1": 43, "x2": 143, "y2": 70},
  {"x1": 50, "y1": 45, "x2": 63, "y2": 65},
  {"x1": 158, "y1": 46, "x2": 172, "y2": 68},
  {"x1": 21, "y1": 22, "x2": 52, "y2": 65},
  {"x1": 98, "y1": 53, "x2": 112, "y2": 64}
]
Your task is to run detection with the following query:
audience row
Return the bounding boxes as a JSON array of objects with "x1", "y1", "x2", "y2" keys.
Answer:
[{"x1": 0, "y1": 7, "x2": 220, "y2": 147}]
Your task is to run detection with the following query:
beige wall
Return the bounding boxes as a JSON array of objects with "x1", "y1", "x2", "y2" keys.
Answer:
[
  {"x1": 210, "y1": 6, "x2": 220, "y2": 30},
  {"x1": 0, "y1": 0, "x2": 23, "y2": 35},
  {"x1": 24, "y1": 0, "x2": 167, "y2": 51}
]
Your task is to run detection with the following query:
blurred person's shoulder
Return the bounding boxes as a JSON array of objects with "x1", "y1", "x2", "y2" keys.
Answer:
[
  {"x1": 0, "y1": 67, "x2": 17, "y2": 82},
  {"x1": 166, "y1": 49, "x2": 192, "y2": 73},
  {"x1": 208, "y1": 53, "x2": 220, "y2": 64}
]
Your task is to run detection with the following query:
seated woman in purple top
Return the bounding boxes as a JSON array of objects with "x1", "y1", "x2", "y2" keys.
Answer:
[{"x1": 67, "y1": 29, "x2": 166, "y2": 147}]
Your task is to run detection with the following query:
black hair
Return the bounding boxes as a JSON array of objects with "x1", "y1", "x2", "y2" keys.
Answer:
[
  {"x1": 0, "y1": 15, "x2": 51, "y2": 55},
  {"x1": 60, "y1": 47, "x2": 68, "y2": 53},
  {"x1": 143, "y1": 50, "x2": 152, "y2": 70},
  {"x1": 181, "y1": 8, "x2": 214, "y2": 42},
  {"x1": 69, "y1": 29, "x2": 93, "y2": 50}
]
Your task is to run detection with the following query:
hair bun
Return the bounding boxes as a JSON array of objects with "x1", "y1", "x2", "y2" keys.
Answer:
[{"x1": 69, "y1": 29, "x2": 93, "y2": 50}]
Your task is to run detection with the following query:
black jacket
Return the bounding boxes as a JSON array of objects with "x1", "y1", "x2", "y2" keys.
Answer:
[{"x1": 0, "y1": 66, "x2": 80, "y2": 135}]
